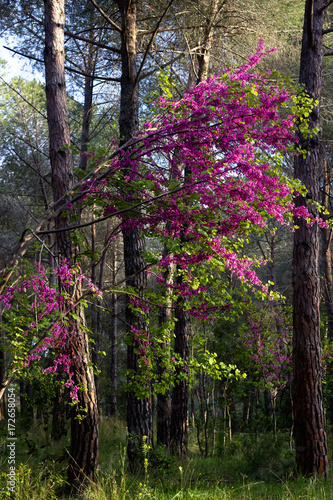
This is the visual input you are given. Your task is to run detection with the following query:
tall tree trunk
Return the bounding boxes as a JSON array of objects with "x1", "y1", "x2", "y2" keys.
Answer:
[
  {"x1": 321, "y1": 150, "x2": 333, "y2": 340},
  {"x1": 292, "y1": 0, "x2": 328, "y2": 477},
  {"x1": 156, "y1": 241, "x2": 173, "y2": 447},
  {"x1": 20, "y1": 379, "x2": 33, "y2": 430},
  {"x1": 0, "y1": 320, "x2": 5, "y2": 421},
  {"x1": 109, "y1": 244, "x2": 118, "y2": 417},
  {"x1": 51, "y1": 371, "x2": 66, "y2": 440},
  {"x1": 44, "y1": 0, "x2": 99, "y2": 486},
  {"x1": 196, "y1": 0, "x2": 218, "y2": 83},
  {"x1": 321, "y1": 147, "x2": 333, "y2": 424},
  {"x1": 79, "y1": 40, "x2": 94, "y2": 172},
  {"x1": 91, "y1": 220, "x2": 101, "y2": 403},
  {"x1": 169, "y1": 6, "x2": 218, "y2": 454},
  {"x1": 170, "y1": 270, "x2": 190, "y2": 456},
  {"x1": 116, "y1": 0, "x2": 153, "y2": 463}
]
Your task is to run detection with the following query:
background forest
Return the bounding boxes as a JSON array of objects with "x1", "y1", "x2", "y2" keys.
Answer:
[{"x1": 0, "y1": 0, "x2": 333, "y2": 498}]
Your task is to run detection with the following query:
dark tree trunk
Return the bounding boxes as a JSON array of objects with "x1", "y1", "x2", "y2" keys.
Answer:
[
  {"x1": 109, "y1": 291, "x2": 118, "y2": 418},
  {"x1": 44, "y1": 0, "x2": 74, "y2": 261},
  {"x1": 116, "y1": 0, "x2": 153, "y2": 463},
  {"x1": 20, "y1": 380, "x2": 33, "y2": 431},
  {"x1": 156, "y1": 242, "x2": 173, "y2": 447},
  {"x1": 168, "y1": 11, "x2": 218, "y2": 453},
  {"x1": 321, "y1": 150, "x2": 333, "y2": 340},
  {"x1": 117, "y1": 0, "x2": 139, "y2": 143},
  {"x1": 293, "y1": 0, "x2": 328, "y2": 477},
  {"x1": 79, "y1": 47, "x2": 94, "y2": 171},
  {"x1": 109, "y1": 244, "x2": 118, "y2": 418},
  {"x1": 170, "y1": 274, "x2": 190, "y2": 456},
  {"x1": 91, "y1": 222, "x2": 100, "y2": 402},
  {"x1": 44, "y1": 0, "x2": 99, "y2": 486},
  {"x1": 124, "y1": 226, "x2": 153, "y2": 461},
  {"x1": 69, "y1": 306, "x2": 99, "y2": 484},
  {"x1": 51, "y1": 375, "x2": 66, "y2": 440},
  {"x1": 0, "y1": 324, "x2": 5, "y2": 421},
  {"x1": 321, "y1": 149, "x2": 333, "y2": 424}
]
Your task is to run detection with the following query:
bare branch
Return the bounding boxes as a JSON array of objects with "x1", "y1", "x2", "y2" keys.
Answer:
[
  {"x1": 64, "y1": 29, "x2": 121, "y2": 54},
  {"x1": 139, "y1": 46, "x2": 203, "y2": 81},
  {"x1": 319, "y1": 0, "x2": 333, "y2": 14},
  {"x1": 87, "y1": 0, "x2": 122, "y2": 33},
  {"x1": 134, "y1": 0, "x2": 176, "y2": 88},
  {"x1": 0, "y1": 76, "x2": 47, "y2": 121},
  {"x1": 3, "y1": 46, "x2": 121, "y2": 82}
]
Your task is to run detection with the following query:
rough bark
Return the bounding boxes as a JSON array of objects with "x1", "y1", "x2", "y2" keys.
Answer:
[
  {"x1": 44, "y1": 0, "x2": 99, "y2": 486},
  {"x1": 293, "y1": 0, "x2": 328, "y2": 477},
  {"x1": 109, "y1": 245, "x2": 118, "y2": 418},
  {"x1": 68, "y1": 306, "x2": 99, "y2": 485},
  {"x1": 79, "y1": 41, "x2": 94, "y2": 171},
  {"x1": 196, "y1": 0, "x2": 218, "y2": 83},
  {"x1": 123, "y1": 225, "x2": 153, "y2": 461},
  {"x1": 321, "y1": 151, "x2": 333, "y2": 340},
  {"x1": 321, "y1": 148, "x2": 333, "y2": 424},
  {"x1": 156, "y1": 241, "x2": 173, "y2": 447},
  {"x1": 170, "y1": 273, "x2": 190, "y2": 456},
  {"x1": 116, "y1": 0, "x2": 152, "y2": 463},
  {"x1": 168, "y1": 7, "x2": 218, "y2": 453},
  {"x1": 44, "y1": 0, "x2": 74, "y2": 261}
]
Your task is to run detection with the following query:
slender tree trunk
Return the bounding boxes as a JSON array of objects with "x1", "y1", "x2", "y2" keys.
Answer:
[
  {"x1": 91, "y1": 221, "x2": 101, "y2": 402},
  {"x1": 169, "y1": 9, "x2": 218, "y2": 453},
  {"x1": 109, "y1": 244, "x2": 118, "y2": 418},
  {"x1": 20, "y1": 380, "x2": 33, "y2": 431},
  {"x1": 0, "y1": 320, "x2": 5, "y2": 421},
  {"x1": 321, "y1": 149, "x2": 333, "y2": 424},
  {"x1": 156, "y1": 240, "x2": 173, "y2": 447},
  {"x1": 51, "y1": 371, "x2": 66, "y2": 440},
  {"x1": 196, "y1": 0, "x2": 218, "y2": 83},
  {"x1": 79, "y1": 45, "x2": 94, "y2": 171},
  {"x1": 293, "y1": 0, "x2": 328, "y2": 477},
  {"x1": 171, "y1": 274, "x2": 190, "y2": 456},
  {"x1": 116, "y1": 0, "x2": 153, "y2": 463},
  {"x1": 321, "y1": 151, "x2": 333, "y2": 339},
  {"x1": 44, "y1": 0, "x2": 99, "y2": 486}
]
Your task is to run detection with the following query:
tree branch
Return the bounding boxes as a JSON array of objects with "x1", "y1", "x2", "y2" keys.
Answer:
[
  {"x1": 64, "y1": 29, "x2": 121, "y2": 54},
  {"x1": 0, "y1": 76, "x2": 48, "y2": 121},
  {"x1": 133, "y1": 0, "x2": 175, "y2": 88},
  {"x1": 319, "y1": 0, "x2": 333, "y2": 14},
  {"x1": 3, "y1": 46, "x2": 121, "y2": 82},
  {"x1": 87, "y1": 0, "x2": 122, "y2": 33},
  {"x1": 36, "y1": 178, "x2": 207, "y2": 235}
]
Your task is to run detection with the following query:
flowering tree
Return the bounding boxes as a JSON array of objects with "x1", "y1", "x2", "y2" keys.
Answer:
[
  {"x1": 0, "y1": 261, "x2": 102, "y2": 402},
  {"x1": 82, "y1": 40, "x2": 321, "y2": 454},
  {"x1": 0, "y1": 41, "x2": 322, "y2": 463}
]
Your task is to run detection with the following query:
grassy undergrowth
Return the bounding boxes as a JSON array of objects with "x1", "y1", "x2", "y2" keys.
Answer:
[{"x1": 1, "y1": 418, "x2": 333, "y2": 499}]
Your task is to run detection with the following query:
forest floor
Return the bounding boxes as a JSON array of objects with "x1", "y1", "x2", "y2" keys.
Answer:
[{"x1": 1, "y1": 417, "x2": 333, "y2": 499}]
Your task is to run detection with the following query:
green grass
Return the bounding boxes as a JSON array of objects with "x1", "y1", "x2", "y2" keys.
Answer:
[{"x1": 1, "y1": 418, "x2": 333, "y2": 499}]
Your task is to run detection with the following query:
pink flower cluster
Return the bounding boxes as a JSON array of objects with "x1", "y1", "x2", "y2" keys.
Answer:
[
  {"x1": 83, "y1": 40, "x2": 320, "y2": 322},
  {"x1": 0, "y1": 262, "x2": 102, "y2": 401}
]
